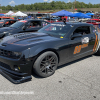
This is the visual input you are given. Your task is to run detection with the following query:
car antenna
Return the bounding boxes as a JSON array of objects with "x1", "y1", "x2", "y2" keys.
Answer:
[{"x1": 63, "y1": 18, "x2": 66, "y2": 24}]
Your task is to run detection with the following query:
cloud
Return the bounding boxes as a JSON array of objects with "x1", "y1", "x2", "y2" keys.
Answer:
[
  {"x1": 43, "y1": 0, "x2": 48, "y2": 2},
  {"x1": 67, "y1": 0, "x2": 70, "y2": 3},
  {"x1": 9, "y1": 0, "x2": 15, "y2": 5},
  {"x1": 49, "y1": 0, "x2": 53, "y2": 2},
  {"x1": 43, "y1": 0, "x2": 53, "y2": 2}
]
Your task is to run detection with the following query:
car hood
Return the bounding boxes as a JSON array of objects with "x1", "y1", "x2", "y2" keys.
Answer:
[
  {"x1": 0, "y1": 27, "x2": 15, "y2": 33},
  {"x1": 0, "y1": 32, "x2": 59, "y2": 51}
]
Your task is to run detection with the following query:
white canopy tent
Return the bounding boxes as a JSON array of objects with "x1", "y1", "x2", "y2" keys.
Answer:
[
  {"x1": 5, "y1": 11, "x2": 14, "y2": 16},
  {"x1": 12, "y1": 11, "x2": 27, "y2": 16}
]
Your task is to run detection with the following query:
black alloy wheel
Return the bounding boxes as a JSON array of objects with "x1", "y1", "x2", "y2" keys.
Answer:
[{"x1": 33, "y1": 51, "x2": 58, "y2": 77}]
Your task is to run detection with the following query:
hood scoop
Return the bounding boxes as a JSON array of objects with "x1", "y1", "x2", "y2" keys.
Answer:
[{"x1": 10, "y1": 33, "x2": 48, "y2": 44}]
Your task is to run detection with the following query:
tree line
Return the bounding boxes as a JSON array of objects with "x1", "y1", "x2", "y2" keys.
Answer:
[{"x1": 0, "y1": 1, "x2": 100, "y2": 11}]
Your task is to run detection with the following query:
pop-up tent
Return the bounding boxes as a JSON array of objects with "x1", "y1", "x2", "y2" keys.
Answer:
[
  {"x1": 0, "y1": 14, "x2": 4, "y2": 16},
  {"x1": 5, "y1": 11, "x2": 14, "y2": 16},
  {"x1": 69, "y1": 12, "x2": 91, "y2": 18},
  {"x1": 12, "y1": 11, "x2": 27, "y2": 16},
  {"x1": 86, "y1": 13, "x2": 94, "y2": 16},
  {"x1": 51, "y1": 10, "x2": 73, "y2": 16}
]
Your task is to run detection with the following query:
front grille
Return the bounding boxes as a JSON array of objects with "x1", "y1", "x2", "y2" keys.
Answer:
[
  {"x1": 0, "y1": 61, "x2": 11, "y2": 70},
  {"x1": 0, "y1": 49, "x2": 12, "y2": 58},
  {"x1": 0, "y1": 49, "x2": 20, "y2": 59}
]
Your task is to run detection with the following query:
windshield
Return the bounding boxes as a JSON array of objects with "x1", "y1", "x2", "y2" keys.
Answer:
[
  {"x1": 38, "y1": 23, "x2": 71, "y2": 37},
  {"x1": 10, "y1": 21, "x2": 25, "y2": 28}
]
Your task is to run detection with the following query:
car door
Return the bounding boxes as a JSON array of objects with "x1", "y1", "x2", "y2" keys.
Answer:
[{"x1": 68, "y1": 25, "x2": 96, "y2": 60}]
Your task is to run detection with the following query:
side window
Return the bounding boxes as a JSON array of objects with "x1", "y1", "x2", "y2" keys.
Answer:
[
  {"x1": 27, "y1": 21, "x2": 41, "y2": 28},
  {"x1": 5, "y1": 21, "x2": 9, "y2": 25},
  {"x1": 10, "y1": 21, "x2": 16, "y2": 25},
  {"x1": 73, "y1": 26, "x2": 91, "y2": 35},
  {"x1": 92, "y1": 26, "x2": 97, "y2": 33},
  {"x1": 32, "y1": 21, "x2": 41, "y2": 27},
  {"x1": 42, "y1": 22, "x2": 48, "y2": 27},
  {"x1": 27, "y1": 22, "x2": 32, "y2": 28}
]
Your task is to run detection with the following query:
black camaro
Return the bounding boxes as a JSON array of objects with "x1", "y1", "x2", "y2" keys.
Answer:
[
  {"x1": 0, "y1": 19, "x2": 17, "y2": 28},
  {"x1": 0, "y1": 22, "x2": 100, "y2": 84},
  {"x1": 0, "y1": 19, "x2": 50, "y2": 38}
]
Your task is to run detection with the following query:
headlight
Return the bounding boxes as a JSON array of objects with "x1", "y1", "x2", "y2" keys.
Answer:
[
  {"x1": 0, "y1": 49, "x2": 22, "y2": 59},
  {"x1": 12, "y1": 52, "x2": 22, "y2": 59},
  {"x1": 7, "y1": 51, "x2": 22, "y2": 59},
  {"x1": 3, "y1": 32, "x2": 8, "y2": 34}
]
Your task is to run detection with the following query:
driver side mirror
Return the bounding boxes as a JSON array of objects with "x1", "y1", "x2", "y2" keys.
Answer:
[{"x1": 71, "y1": 34, "x2": 82, "y2": 40}]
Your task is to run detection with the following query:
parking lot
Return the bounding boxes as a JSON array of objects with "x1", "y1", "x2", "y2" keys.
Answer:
[{"x1": 0, "y1": 55, "x2": 100, "y2": 100}]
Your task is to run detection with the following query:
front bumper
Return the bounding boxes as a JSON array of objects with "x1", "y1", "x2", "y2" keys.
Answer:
[
  {"x1": 0, "y1": 66, "x2": 32, "y2": 84},
  {"x1": 0, "y1": 55, "x2": 33, "y2": 84}
]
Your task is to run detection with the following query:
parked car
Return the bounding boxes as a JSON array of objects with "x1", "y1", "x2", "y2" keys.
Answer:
[
  {"x1": 0, "y1": 22, "x2": 100, "y2": 83},
  {"x1": 86, "y1": 19, "x2": 100, "y2": 25},
  {"x1": 0, "y1": 19, "x2": 17, "y2": 28},
  {"x1": 0, "y1": 19, "x2": 50, "y2": 38},
  {"x1": 0, "y1": 16, "x2": 14, "y2": 20},
  {"x1": 78, "y1": 18, "x2": 89, "y2": 23}
]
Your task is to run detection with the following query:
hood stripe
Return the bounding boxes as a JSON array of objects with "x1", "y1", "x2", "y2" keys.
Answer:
[{"x1": 8, "y1": 34, "x2": 48, "y2": 44}]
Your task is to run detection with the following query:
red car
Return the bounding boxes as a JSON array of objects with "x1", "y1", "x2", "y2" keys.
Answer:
[{"x1": 86, "y1": 19, "x2": 100, "y2": 25}]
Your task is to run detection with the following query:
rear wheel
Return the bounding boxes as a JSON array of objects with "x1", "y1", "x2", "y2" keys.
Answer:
[{"x1": 33, "y1": 51, "x2": 58, "y2": 78}]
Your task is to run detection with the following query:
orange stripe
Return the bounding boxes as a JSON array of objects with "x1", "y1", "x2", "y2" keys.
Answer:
[
  {"x1": 95, "y1": 39, "x2": 99, "y2": 51},
  {"x1": 93, "y1": 34, "x2": 98, "y2": 52}
]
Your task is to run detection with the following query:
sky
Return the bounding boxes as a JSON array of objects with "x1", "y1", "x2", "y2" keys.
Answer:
[{"x1": 0, "y1": 0, "x2": 100, "y2": 6}]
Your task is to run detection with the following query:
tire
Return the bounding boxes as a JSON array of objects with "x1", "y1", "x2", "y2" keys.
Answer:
[
  {"x1": 95, "y1": 46, "x2": 100, "y2": 56},
  {"x1": 33, "y1": 51, "x2": 58, "y2": 78}
]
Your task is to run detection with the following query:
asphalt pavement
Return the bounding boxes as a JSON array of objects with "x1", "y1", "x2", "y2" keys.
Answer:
[{"x1": 0, "y1": 55, "x2": 100, "y2": 100}]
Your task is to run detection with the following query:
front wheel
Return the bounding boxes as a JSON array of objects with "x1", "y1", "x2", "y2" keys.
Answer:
[{"x1": 33, "y1": 51, "x2": 58, "y2": 78}]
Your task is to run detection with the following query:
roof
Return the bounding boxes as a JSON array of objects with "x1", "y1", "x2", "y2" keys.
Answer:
[
  {"x1": 53, "y1": 22, "x2": 93, "y2": 26},
  {"x1": 3, "y1": 19, "x2": 17, "y2": 21},
  {"x1": 24, "y1": 19, "x2": 45, "y2": 22}
]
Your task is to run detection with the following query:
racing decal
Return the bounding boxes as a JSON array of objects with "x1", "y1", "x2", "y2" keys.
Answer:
[
  {"x1": 93, "y1": 29, "x2": 96, "y2": 33},
  {"x1": 45, "y1": 26, "x2": 53, "y2": 31},
  {"x1": 73, "y1": 43, "x2": 88, "y2": 54},
  {"x1": 93, "y1": 34, "x2": 99, "y2": 52},
  {"x1": 81, "y1": 37, "x2": 89, "y2": 44}
]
